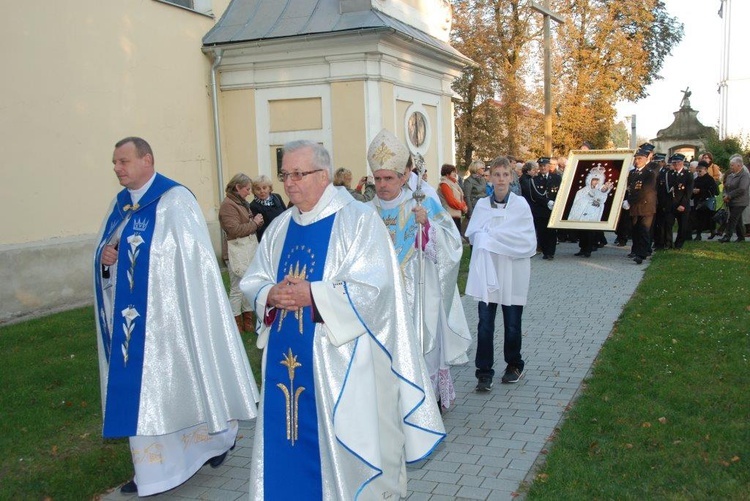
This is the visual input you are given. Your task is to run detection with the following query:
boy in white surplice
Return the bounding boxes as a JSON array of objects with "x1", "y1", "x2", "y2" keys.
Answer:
[{"x1": 465, "y1": 156, "x2": 537, "y2": 391}]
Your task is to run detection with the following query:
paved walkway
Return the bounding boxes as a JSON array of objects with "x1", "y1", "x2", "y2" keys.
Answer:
[{"x1": 103, "y1": 239, "x2": 646, "y2": 500}]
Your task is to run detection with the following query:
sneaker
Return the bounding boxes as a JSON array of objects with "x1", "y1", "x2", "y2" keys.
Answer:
[
  {"x1": 475, "y1": 376, "x2": 493, "y2": 392},
  {"x1": 501, "y1": 366, "x2": 525, "y2": 384}
]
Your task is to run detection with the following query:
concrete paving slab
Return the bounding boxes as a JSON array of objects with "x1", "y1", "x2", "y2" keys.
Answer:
[{"x1": 102, "y1": 240, "x2": 645, "y2": 500}]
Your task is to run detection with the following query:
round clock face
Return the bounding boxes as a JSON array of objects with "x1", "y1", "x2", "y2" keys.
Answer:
[{"x1": 408, "y1": 111, "x2": 427, "y2": 147}]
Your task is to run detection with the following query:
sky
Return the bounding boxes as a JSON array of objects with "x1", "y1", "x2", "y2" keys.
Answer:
[{"x1": 615, "y1": 0, "x2": 749, "y2": 141}]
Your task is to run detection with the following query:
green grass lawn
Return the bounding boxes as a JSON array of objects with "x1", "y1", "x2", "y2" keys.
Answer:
[
  {"x1": 526, "y1": 242, "x2": 750, "y2": 499},
  {"x1": 0, "y1": 272, "x2": 261, "y2": 499}
]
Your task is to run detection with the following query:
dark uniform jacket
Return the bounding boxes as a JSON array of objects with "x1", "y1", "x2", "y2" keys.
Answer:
[
  {"x1": 656, "y1": 167, "x2": 672, "y2": 212},
  {"x1": 626, "y1": 166, "x2": 657, "y2": 216},
  {"x1": 669, "y1": 168, "x2": 694, "y2": 211},
  {"x1": 529, "y1": 172, "x2": 561, "y2": 219},
  {"x1": 520, "y1": 173, "x2": 534, "y2": 206}
]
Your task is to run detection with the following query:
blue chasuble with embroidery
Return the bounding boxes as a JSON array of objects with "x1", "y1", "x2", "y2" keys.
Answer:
[
  {"x1": 263, "y1": 214, "x2": 335, "y2": 500},
  {"x1": 93, "y1": 174, "x2": 179, "y2": 438}
]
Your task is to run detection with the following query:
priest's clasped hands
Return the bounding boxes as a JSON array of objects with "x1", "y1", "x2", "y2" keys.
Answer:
[{"x1": 268, "y1": 275, "x2": 312, "y2": 311}]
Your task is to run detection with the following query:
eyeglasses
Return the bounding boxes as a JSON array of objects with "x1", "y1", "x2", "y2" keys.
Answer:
[{"x1": 277, "y1": 169, "x2": 324, "y2": 182}]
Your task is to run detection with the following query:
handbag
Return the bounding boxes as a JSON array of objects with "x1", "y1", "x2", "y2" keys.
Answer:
[
  {"x1": 227, "y1": 235, "x2": 258, "y2": 277},
  {"x1": 705, "y1": 196, "x2": 717, "y2": 211},
  {"x1": 712, "y1": 208, "x2": 727, "y2": 224}
]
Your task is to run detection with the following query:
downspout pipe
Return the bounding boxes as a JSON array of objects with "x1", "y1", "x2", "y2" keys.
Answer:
[{"x1": 209, "y1": 48, "x2": 224, "y2": 208}]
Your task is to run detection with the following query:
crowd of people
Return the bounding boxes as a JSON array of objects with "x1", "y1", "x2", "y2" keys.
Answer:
[
  {"x1": 92, "y1": 134, "x2": 747, "y2": 498},
  {"x1": 617, "y1": 146, "x2": 748, "y2": 262}
]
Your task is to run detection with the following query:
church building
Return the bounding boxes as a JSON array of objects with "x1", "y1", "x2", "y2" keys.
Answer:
[{"x1": 0, "y1": 0, "x2": 469, "y2": 322}]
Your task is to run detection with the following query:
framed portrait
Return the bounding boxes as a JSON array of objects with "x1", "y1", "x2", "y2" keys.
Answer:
[{"x1": 549, "y1": 149, "x2": 634, "y2": 231}]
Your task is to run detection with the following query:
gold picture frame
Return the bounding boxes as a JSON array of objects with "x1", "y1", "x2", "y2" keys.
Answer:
[{"x1": 549, "y1": 149, "x2": 635, "y2": 231}]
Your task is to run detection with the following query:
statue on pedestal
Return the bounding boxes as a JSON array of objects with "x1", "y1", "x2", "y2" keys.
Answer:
[{"x1": 680, "y1": 87, "x2": 692, "y2": 109}]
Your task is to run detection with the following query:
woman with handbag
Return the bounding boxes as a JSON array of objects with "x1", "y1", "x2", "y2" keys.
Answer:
[
  {"x1": 691, "y1": 161, "x2": 718, "y2": 240},
  {"x1": 219, "y1": 173, "x2": 264, "y2": 333}
]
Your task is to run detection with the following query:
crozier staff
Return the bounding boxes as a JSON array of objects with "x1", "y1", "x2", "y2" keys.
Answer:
[{"x1": 367, "y1": 129, "x2": 471, "y2": 412}]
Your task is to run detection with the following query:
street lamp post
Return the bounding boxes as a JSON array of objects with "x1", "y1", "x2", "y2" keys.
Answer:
[{"x1": 530, "y1": 1, "x2": 564, "y2": 156}]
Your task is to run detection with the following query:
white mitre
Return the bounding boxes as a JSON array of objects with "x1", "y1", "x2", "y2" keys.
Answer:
[{"x1": 367, "y1": 128, "x2": 411, "y2": 174}]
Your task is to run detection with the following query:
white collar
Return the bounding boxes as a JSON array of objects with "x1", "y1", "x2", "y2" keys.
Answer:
[
  {"x1": 377, "y1": 189, "x2": 408, "y2": 210},
  {"x1": 294, "y1": 184, "x2": 338, "y2": 225},
  {"x1": 128, "y1": 172, "x2": 157, "y2": 205}
]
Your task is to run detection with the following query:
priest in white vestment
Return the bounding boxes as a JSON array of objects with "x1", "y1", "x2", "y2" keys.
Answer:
[
  {"x1": 93, "y1": 137, "x2": 259, "y2": 496},
  {"x1": 465, "y1": 156, "x2": 537, "y2": 391},
  {"x1": 241, "y1": 140, "x2": 445, "y2": 500},
  {"x1": 366, "y1": 129, "x2": 472, "y2": 411}
]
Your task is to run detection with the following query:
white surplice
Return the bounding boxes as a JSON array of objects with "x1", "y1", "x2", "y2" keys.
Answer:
[{"x1": 465, "y1": 192, "x2": 537, "y2": 305}]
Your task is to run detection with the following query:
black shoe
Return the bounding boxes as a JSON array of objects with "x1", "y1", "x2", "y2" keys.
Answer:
[
  {"x1": 120, "y1": 479, "x2": 138, "y2": 494},
  {"x1": 634, "y1": 256, "x2": 643, "y2": 264},
  {"x1": 737, "y1": 237, "x2": 746, "y2": 242},
  {"x1": 719, "y1": 236, "x2": 731, "y2": 243},
  {"x1": 208, "y1": 451, "x2": 228, "y2": 468},
  {"x1": 501, "y1": 365, "x2": 525, "y2": 384},
  {"x1": 708, "y1": 233, "x2": 716, "y2": 240},
  {"x1": 627, "y1": 252, "x2": 635, "y2": 258},
  {"x1": 574, "y1": 251, "x2": 585, "y2": 256},
  {"x1": 542, "y1": 255, "x2": 549, "y2": 260},
  {"x1": 476, "y1": 376, "x2": 493, "y2": 392}
]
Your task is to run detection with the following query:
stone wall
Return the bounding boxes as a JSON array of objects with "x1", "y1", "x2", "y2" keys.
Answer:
[{"x1": 0, "y1": 222, "x2": 222, "y2": 325}]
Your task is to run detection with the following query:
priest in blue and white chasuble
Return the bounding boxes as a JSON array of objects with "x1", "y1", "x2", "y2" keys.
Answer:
[
  {"x1": 241, "y1": 184, "x2": 445, "y2": 500},
  {"x1": 93, "y1": 172, "x2": 259, "y2": 496}
]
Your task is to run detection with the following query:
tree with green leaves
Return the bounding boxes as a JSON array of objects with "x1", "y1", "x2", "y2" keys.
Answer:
[{"x1": 701, "y1": 130, "x2": 750, "y2": 171}]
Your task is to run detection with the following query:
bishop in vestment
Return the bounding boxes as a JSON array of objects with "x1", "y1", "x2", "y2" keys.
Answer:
[{"x1": 366, "y1": 129, "x2": 472, "y2": 411}]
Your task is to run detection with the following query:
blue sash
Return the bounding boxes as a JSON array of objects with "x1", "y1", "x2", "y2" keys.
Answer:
[
  {"x1": 93, "y1": 174, "x2": 179, "y2": 438},
  {"x1": 264, "y1": 214, "x2": 336, "y2": 500}
]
